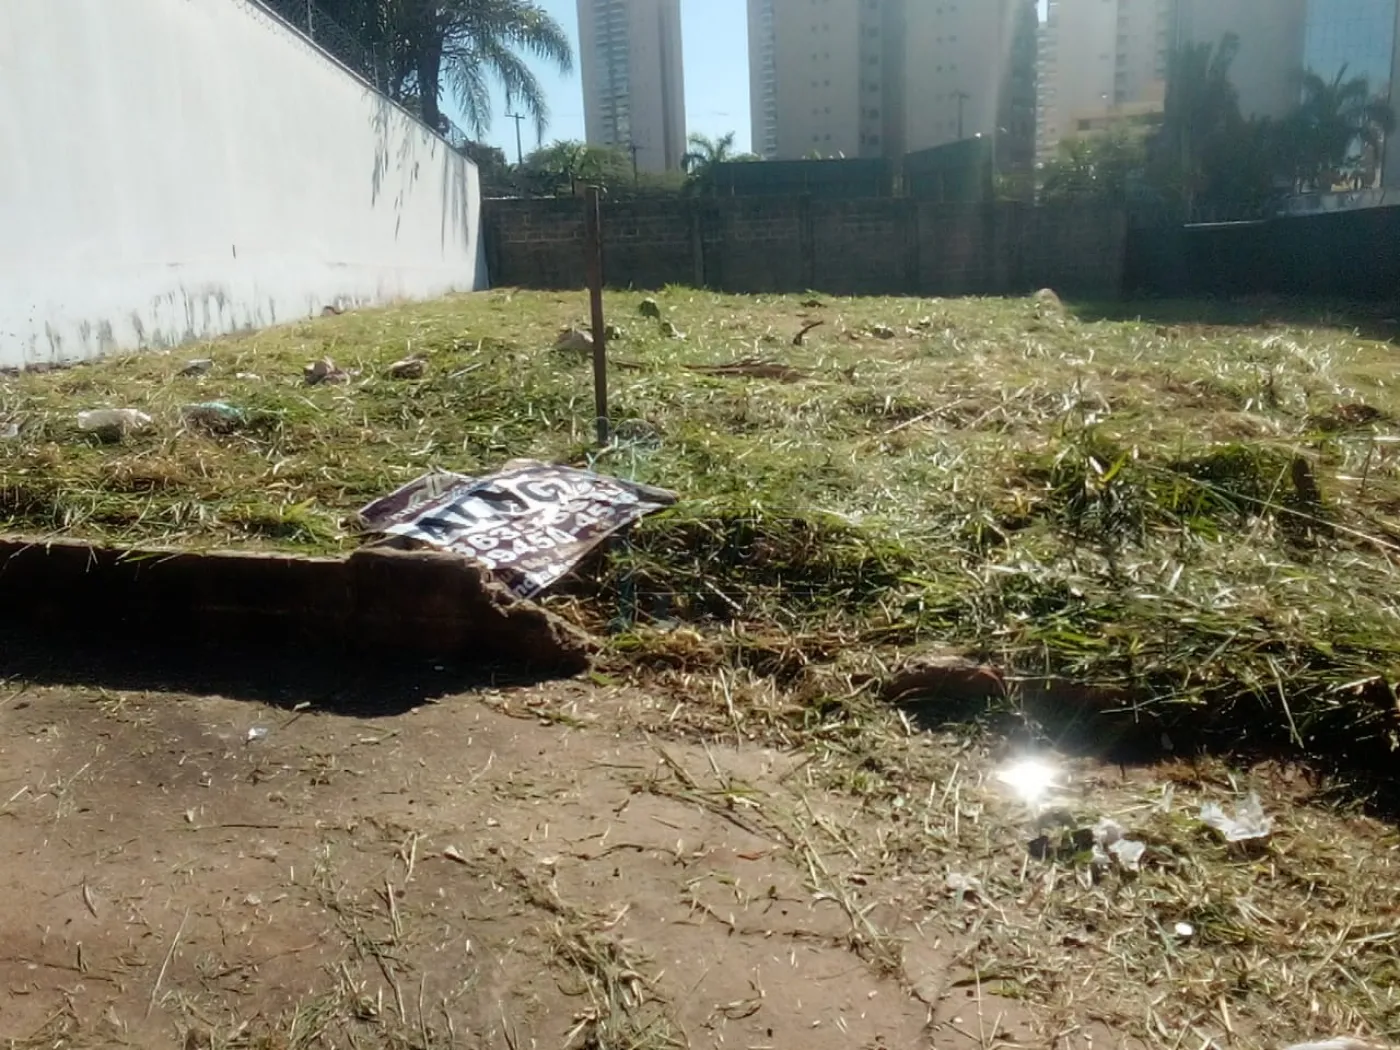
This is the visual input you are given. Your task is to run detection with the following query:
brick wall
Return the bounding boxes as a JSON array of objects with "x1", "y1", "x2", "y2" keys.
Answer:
[{"x1": 484, "y1": 196, "x2": 1126, "y2": 298}]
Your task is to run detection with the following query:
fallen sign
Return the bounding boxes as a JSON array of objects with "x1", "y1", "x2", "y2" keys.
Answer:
[{"x1": 359, "y1": 460, "x2": 677, "y2": 599}]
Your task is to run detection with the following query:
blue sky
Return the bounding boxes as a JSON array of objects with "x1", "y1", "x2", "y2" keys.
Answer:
[
  {"x1": 475, "y1": 0, "x2": 753, "y2": 157},
  {"x1": 473, "y1": 0, "x2": 1049, "y2": 159}
]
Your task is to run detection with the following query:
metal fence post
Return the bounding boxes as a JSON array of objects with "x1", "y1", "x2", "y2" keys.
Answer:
[{"x1": 584, "y1": 187, "x2": 610, "y2": 448}]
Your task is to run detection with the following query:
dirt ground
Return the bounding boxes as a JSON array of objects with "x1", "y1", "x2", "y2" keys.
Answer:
[
  {"x1": 2, "y1": 656, "x2": 1395, "y2": 1050},
  {"x1": 0, "y1": 665, "x2": 1037, "y2": 1050}
]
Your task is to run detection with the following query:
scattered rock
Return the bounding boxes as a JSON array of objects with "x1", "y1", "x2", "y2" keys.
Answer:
[
  {"x1": 77, "y1": 408, "x2": 153, "y2": 442},
  {"x1": 660, "y1": 320, "x2": 686, "y2": 340},
  {"x1": 881, "y1": 652, "x2": 1006, "y2": 704},
  {"x1": 638, "y1": 298, "x2": 662, "y2": 319},
  {"x1": 800, "y1": 297, "x2": 825, "y2": 308},
  {"x1": 179, "y1": 358, "x2": 214, "y2": 377},
  {"x1": 554, "y1": 327, "x2": 594, "y2": 352},
  {"x1": 387, "y1": 357, "x2": 427, "y2": 380},
  {"x1": 304, "y1": 358, "x2": 350, "y2": 386},
  {"x1": 1033, "y1": 288, "x2": 1065, "y2": 318},
  {"x1": 869, "y1": 324, "x2": 896, "y2": 339}
]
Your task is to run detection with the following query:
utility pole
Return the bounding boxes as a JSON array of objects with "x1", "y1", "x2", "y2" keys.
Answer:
[
  {"x1": 953, "y1": 91, "x2": 970, "y2": 140},
  {"x1": 506, "y1": 112, "x2": 526, "y2": 165}
]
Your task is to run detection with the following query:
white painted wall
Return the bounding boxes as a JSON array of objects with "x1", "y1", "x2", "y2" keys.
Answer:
[{"x1": 0, "y1": 0, "x2": 486, "y2": 368}]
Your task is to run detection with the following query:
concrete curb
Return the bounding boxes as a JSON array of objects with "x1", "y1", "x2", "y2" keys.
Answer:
[{"x1": 0, "y1": 538, "x2": 596, "y2": 674}]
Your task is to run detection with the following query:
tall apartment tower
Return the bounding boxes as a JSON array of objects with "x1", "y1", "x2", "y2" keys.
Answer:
[
  {"x1": 576, "y1": 0, "x2": 686, "y2": 173},
  {"x1": 747, "y1": 0, "x2": 1036, "y2": 164},
  {"x1": 1035, "y1": 0, "x2": 1173, "y2": 165},
  {"x1": 1036, "y1": 0, "x2": 1307, "y2": 164}
]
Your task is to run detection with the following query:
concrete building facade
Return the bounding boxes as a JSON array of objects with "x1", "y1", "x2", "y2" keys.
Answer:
[
  {"x1": 576, "y1": 0, "x2": 686, "y2": 173},
  {"x1": 1035, "y1": 0, "x2": 1173, "y2": 165},
  {"x1": 747, "y1": 0, "x2": 1036, "y2": 166},
  {"x1": 1036, "y1": 0, "x2": 1308, "y2": 164},
  {"x1": 1180, "y1": 0, "x2": 1307, "y2": 119}
]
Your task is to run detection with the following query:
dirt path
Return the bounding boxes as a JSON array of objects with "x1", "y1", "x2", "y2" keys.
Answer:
[
  {"x1": 5, "y1": 670, "x2": 1396, "y2": 1050},
  {"x1": 0, "y1": 677, "x2": 996, "y2": 1050}
]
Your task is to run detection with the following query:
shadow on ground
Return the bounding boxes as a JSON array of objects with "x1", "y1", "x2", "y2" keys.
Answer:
[
  {"x1": 1075, "y1": 297, "x2": 1400, "y2": 341},
  {"x1": 0, "y1": 627, "x2": 561, "y2": 717}
]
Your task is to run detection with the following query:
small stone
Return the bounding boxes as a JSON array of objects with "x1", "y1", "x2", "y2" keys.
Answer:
[
  {"x1": 869, "y1": 324, "x2": 896, "y2": 339},
  {"x1": 387, "y1": 357, "x2": 426, "y2": 380},
  {"x1": 180, "y1": 358, "x2": 214, "y2": 377},
  {"x1": 304, "y1": 358, "x2": 350, "y2": 385},
  {"x1": 554, "y1": 327, "x2": 594, "y2": 352}
]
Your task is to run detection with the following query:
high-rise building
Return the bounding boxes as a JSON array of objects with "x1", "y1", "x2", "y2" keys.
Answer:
[
  {"x1": 576, "y1": 0, "x2": 686, "y2": 173},
  {"x1": 746, "y1": 0, "x2": 1037, "y2": 164},
  {"x1": 1179, "y1": 0, "x2": 1307, "y2": 119},
  {"x1": 1035, "y1": 0, "x2": 1174, "y2": 166},
  {"x1": 1036, "y1": 0, "x2": 1307, "y2": 164}
]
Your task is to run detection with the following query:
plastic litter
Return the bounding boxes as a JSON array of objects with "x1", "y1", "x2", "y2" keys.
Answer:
[
  {"x1": 945, "y1": 872, "x2": 982, "y2": 900},
  {"x1": 1174, "y1": 921, "x2": 1194, "y2": 939},
  {"x1": 245, "y1": 726, "x2": 269, "y2": 743},
  {"x1": 78, "y1": 408, "x2": 152, "y2": 441},
  {"x1": 1109, "y1": 838, "x2": 1147, "y2": 871},
  {"x1": 182, "y1": 401, "x2": 245, "y2": 434},
  {"x1": 1200, "y1": 792, "x2": 1273, "y2": 842}
]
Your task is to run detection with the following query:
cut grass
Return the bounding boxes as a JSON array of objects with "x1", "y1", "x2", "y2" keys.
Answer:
[{"x1": 3, "y1": 288, "x2": 1400, "y2": 779}]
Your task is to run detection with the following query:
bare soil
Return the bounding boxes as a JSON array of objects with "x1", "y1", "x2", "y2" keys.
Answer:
[
  {"x1": 0, "y1": 675, "x2": 1024, "y2": 1050},
  {"x1": 5, "y1": 661, "x2": 1397, "y2": 1050}
]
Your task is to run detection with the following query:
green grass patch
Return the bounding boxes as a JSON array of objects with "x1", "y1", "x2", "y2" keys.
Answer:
[{"x1": 4, "y1": 288, "x2": 1400, "y2": 769}]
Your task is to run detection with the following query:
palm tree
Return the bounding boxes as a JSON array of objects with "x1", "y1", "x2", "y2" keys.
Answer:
[
  {"x1": 1282, "y1": 67, "x2": 1396, "y2": 192},
  {"x1": 320, "y1": 0, "x2": 572, "y2": 138},
  {"x1": 1150, "y1": 34, "x2": 1244, "y2": 216},
  {"x1": 681, "y1": 132, "x2": 739, "y2": 194}
]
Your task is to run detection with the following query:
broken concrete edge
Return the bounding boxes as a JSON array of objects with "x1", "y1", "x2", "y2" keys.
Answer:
[{"x1": 0, "y1": 536, "x2": 597, "y2": 675}]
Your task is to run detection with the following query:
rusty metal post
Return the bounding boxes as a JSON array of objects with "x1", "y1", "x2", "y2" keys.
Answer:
[{"x1": 584, "y1": 186, "x2": 609, "y2": 447}]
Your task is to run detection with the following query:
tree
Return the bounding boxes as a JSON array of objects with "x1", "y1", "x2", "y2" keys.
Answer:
[
  {"x1": 1149, "y1": 33, "x2": 1246, "y2": 216},
  {"x1": 458, "y1": 140, "x2": 515, "y2": 194},
  {"x1": 1039, "y1": 127, "x2": 1147, "y2": 205},
  {"x1": 1280, "y1": 67, "x2": 1396, "y2": 192},
  {"x1": 320, "y1": 0, "x2": 572, "y2": 138},
  {"x1": 520, "y1": 141, "x2": 632, "y2": 196}
]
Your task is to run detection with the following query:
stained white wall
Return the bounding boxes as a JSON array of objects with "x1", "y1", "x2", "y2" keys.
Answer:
[{"x1": 0, "y1": 0, "x2": 486, "y2": 368}]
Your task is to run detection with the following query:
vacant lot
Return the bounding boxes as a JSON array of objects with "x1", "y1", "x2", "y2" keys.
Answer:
[
  {"x1": 3, "y1": 290, "x2": 1400, "y2": 1048},
  {"x1": 2, "y1": 290, "x2": 1399, "y2": 771}
]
